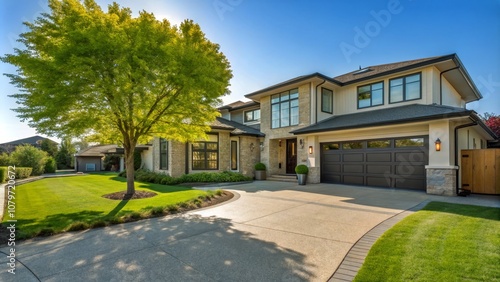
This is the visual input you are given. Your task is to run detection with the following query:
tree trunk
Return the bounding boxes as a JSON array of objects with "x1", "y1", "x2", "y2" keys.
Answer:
[{"x1": 124, "y1": 145, "x2": 136, "y2": 196}]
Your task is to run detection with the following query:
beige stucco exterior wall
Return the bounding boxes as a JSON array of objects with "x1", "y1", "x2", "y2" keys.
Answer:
[
  {"x1": 141, "y1": 146, "x2": 153, "y2": 171},
  {"x1": 330, "y1": 67, "x2": 434, "y2": 118}
]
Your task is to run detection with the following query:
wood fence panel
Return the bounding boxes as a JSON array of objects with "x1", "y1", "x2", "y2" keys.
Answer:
[
  {"x1": 472, "y1": 150, "x2": 485, "y2": 194},
  {"x1": 484, "y1": 152, "x2": 496, "y2": 194},
  {"x1": 460, "y1": 150, "x2": 473, "y2": 191},
  {"x1": 461, "y1": 149, "x2": 500, "y2": 195}
]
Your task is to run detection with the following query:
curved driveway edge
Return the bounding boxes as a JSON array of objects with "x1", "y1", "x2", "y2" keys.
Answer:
[{"x1": 1, "y1": 181, "x2": 498, "y2": 281}]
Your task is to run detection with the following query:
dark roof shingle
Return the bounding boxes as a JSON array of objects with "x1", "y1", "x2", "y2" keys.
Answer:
[
  {"x1": 333, "y1": 54, "x2": 455, "y2": 84},
  {"x1": 291, "y1": 104, "x2": 473, "y2": 134},
  {"x1": 213, "y1": 117, "x2": 265, "y2": 137}
]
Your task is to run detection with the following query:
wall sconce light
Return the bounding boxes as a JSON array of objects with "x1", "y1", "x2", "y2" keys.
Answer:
[
  {"x1": 435, "y1": 138, "x2": 441, "y2": 151},
  {"x1": 279, "y1": 140, "x2": 282, "y2": 147},
  {"x1": 260, "y1": 142, "x2": 264, "y2": 151},
  {"x1": 299, "y1": 139, "x2": 304, "y2": 149},
  {"x1": 308, "y1": 146, "x2": 313, "y2": 154},
  {"x1": 250, "y1": 143, "x2": 255, "y2": 152}
]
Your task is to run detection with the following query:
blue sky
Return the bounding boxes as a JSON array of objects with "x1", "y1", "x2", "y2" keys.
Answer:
[{"x1": 1, "y1": 0, "x2": 499, "y2": 143}]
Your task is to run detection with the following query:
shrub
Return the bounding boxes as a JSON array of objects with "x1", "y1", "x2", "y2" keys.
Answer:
[
  {"x1": 15, "y1": 167, "x2": 33, "y2": 179},
  {"x1": 121, "y1": 169, "x2": 251, "y2": 185},
  {"x1": 10, "y1": 145, "x2": 48, "y2": 175},
  {"x1": 44, "y1": 157, "x2": 57, "y2": 173},
  {"x1": 295, "y1": 164, "x2": 309, "y2": 174},
  {"x1": 0, "y1": 153, "x2": 11, "y2": 166},
  {"x1": 254, "y1": 162, "x2": 266, "y2": 170},
  {"x1": 0, "y1": 167, "x2": 6, "y2": 183}
]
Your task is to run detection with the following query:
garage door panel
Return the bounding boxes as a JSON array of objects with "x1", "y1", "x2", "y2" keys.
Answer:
[
  {"x1": 323, "y1": 164, "x2": 341, "y2": 173},
  {"x1": 395, "y1": 178, "x2": 425, "y2": 190},
  {"x1": 321, "y1": 136, "x2": 428, "y2": 190},
  {"x1": 343, "y1": 153, "x2": 364, "y2": 162},
  {"x1": 343, "y1": 164, "x2": 364, "y2": 173},
  {"x1": 366, "y1": 153, "x2": 391, "y2": 162},
  {"x1": 395, "y1": 151, "x2": 427, "y2": 164},
  {"x1": 396, "y1": 165, "x2": 425, "y2": 176},
  {"x1": 367, "y1": 176, "x2": 391, "y2": 188},
  {"x1": 323, "y1": 154, "x2": 341, "y2": 162},
  {"x1": 322, "y1": 174, "x2": 341, "y2": 183},
  {"x1": 366, "y1": 165, "x2": 392, "y2": 174},
  {"x1": 343, "y1": 175, "x2": 364, "y2": 185}
]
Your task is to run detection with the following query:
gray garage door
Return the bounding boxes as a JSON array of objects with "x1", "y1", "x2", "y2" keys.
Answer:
[{"x1": 321, "y1": 136, "x2": 428, "y2": 190}]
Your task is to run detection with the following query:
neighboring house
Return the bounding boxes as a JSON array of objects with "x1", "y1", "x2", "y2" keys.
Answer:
[
  {"x1": 75, "y1": 144, "x2": 151, "y2": 172},
  {"x1": 151, "y1": 54, "x2": 497, "y2": 196},
  {"x1": 0, "y1": 135, "x2": 58, "y2": 153}
]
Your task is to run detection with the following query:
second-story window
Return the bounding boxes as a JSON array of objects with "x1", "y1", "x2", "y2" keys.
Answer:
[
  {"x1": 358, "y1": 81, "x2": 383, "y2": 109},
  {"x1": 321, "y1": 88, "x2": 333, "y2": 113},
  {"x1": 271, "y1": 89, "x2": 299, "y2": 128},
  {"x1": 244, "y1": 109, "x2": 260, "y2": 123},
  {"x1": 389, "y1": 73, "x2": 421, "y2": 103}
]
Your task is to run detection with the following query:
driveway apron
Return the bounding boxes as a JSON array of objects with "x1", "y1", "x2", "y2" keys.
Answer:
[{"x1": 1, "y1": 181, "x2": 498, "y2": 281}]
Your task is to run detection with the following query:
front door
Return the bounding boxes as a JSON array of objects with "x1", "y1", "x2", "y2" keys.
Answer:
[{"x1": 286, "y1": 139, "x2": 297, "y2": 174}]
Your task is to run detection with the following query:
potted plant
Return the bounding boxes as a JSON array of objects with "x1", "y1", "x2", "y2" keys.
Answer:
[
  {"x1": 295, "y1": 164, "x2": 308, "y2": 185},
  {"x1": 254, "y1": 162, "x2": 266, "y2": 180}
]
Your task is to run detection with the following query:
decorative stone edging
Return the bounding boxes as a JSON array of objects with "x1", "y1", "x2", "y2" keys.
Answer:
[{"x1": 328, "y1": 200, "x2": 430, "y2": 282}]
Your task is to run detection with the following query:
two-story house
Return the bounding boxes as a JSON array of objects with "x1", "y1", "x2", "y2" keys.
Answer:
[{"x1": 148, "y1": 54, "x2": 497, "y2": 196}]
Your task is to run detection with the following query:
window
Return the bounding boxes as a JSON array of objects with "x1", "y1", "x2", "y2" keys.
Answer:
[
  {"x1": 192, "y1": 134, "x2": 218, "y2": 170},
  {"x1": 160, "y1": 138, "x2": 168, "y2": 170},
  {"x1": 86, "y1": 163, "x2": 96, "y2": 171},
  {"x1": 395, "y1": 138, "x2": 424, "y2": 147},
  {"x1": 389, "y1": 73, "x2": 421, "y2": 103},
  {"x1": 271, "y1": 89, "x2": 299, "y2": 128},
  {"x1": 342, "y1": 142, "x2": 363, "y2": 149},
  {"x1": 244, "y1": 109, "x2": 260, "y2": 123},
  {"x1": 321, "y1": 88, "x2": 333, "y2": 113},
  {"x1": 367, "y1": 140, "x2": 391, "y2": 148},
  {"x1": 358, "y1": 82, "x2": 383, "y2": 108},
  {"x1": 322, "y1": 143, "x2": 340, "y2": 151},
  {"x1": 231, "y1": 140, "x2": 238, "y2": 170}
]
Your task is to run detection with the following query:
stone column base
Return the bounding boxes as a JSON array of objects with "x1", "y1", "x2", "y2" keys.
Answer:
[
  {"x1": 308, "y1": 167, "x2": 320, "y2": 184},
  {"x1": 425, "y1": 166, "x2": 457, "y2": 196}
]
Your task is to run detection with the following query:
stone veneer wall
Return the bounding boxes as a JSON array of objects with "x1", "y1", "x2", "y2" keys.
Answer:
[
  {"x1": 238, "y1": 136, "x2": 261, "y2": 178},
  {"x1": 259, "y1": 84, "x2": 312, "y2": 174},
  {"x1": 426, "y1": 168, "x2": 457, "y2": 196},
  {"x1": 152, "y1": 138, "x2": 186, "y2": 178}
]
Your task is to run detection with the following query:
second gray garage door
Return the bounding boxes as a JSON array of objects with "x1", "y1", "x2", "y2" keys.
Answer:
[{"x1": 321, "y1": 136, "x2": 428, "y2": 190}]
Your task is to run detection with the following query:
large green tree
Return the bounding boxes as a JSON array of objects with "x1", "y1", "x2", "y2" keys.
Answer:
[{"x1": 2, "y1": 0, "x2": 232, "y2": 195}]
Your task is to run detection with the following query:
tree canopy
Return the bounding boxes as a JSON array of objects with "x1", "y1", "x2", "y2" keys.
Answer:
[
  {"x1": 482, "y1": 112, "x2": 500, "y2": 138},
  {"x1": 2, "y1": 0, "x2": 233, "y2": 194}
]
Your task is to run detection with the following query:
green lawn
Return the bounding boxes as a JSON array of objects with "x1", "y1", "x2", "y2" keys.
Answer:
[
  {"x1": 354, "y1": 202, "x2": 500, "y2": 282},
  {"x1": 6, "y1": 173, "x2": 214, "y2": 239}
]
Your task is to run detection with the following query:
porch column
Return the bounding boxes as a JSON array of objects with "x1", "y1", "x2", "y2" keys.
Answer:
[{"x1": 119, "y1": 157, "x2": 125, "y2": 172}]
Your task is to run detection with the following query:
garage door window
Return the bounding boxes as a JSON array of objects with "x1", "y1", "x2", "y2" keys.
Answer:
[
  {"x1": 323, "y1": 143, "x2": 340, "y2": 150},
  {"x1": 367, "y1": 140, "x2": 391, "y2": 148},
  {"x1": 342, "y1": 142, "x2": 363, "y2": 149},
  {"x1": 395, "y1": 138, "x2": 425, "y2": 147}
]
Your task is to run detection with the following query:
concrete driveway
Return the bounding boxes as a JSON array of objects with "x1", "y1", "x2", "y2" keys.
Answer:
[{"x1": 2, "y1": 181, "x2": 499, "y2": 281}]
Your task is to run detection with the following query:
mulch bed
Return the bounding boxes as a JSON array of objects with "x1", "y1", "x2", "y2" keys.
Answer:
[{"x1": 102, "y1": 190, "x2": 158, "y2": 200}]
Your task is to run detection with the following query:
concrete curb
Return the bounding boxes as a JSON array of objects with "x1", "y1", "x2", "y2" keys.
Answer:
[{"x1": 328, "y1": 200, "x2": 431, "y2": 282}]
